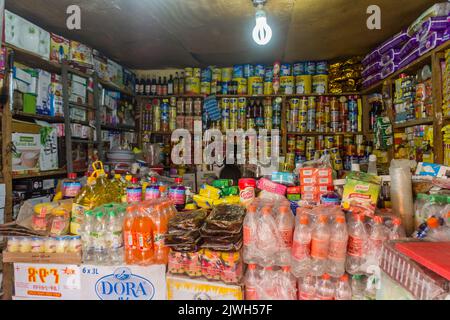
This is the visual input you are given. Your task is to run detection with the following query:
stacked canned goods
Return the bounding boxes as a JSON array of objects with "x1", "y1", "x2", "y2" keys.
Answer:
[
  {"x1": 287, "y1": 95, "x2": 361, "y2": 134},
  {"x1": 287, "y1": 133, "x2": 371, "y2": 171}
]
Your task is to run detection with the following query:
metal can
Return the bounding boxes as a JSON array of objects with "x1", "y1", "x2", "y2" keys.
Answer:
[
  {"x1": 290, "y1": 98, "x2": 300, "y2": 110},
  {"x1": 316, "y1": 61, "x2": 328, "y2": 75},
  {"x1": 176, "y1": 99, "x2": 185, "y2": 116},
  {"x1": 153, "y1": 104, "x2": 161, "y2": 132},
  {"x1": 229, "y1": 98, "x2": 238, "y2": 114},
  {"x1": 185, "y1": 98, "x2": 194, "y2": 116},
  {"x1": 306, "y1": 136, "x2": 315, "y2": 150},
  {"x1": 233, "y1": 65, "x2": 244, "y2": 78},
  {"x1": 293, "y1": 62, "x2": 306, "y2": 76},
  {"x1": 296, "y1": 136, "x2": 306, "y2": 155},
  {"x1": 306, "y1": 61, "x2": 316, "y2": 75},
  {"x1": 222, "y1": 68, "x2": 233, "y2": 82},
  {"x1": 264, "y1": 66, "x2": 274, "y2": 82},
  {"x1": 200, "y1": 82, "x2": 211, "y2": 95},
  {"x1": 281, "y1": 63, "x2": 291, "y2": 76},
  {"x1": 299, "y1": 97, "x2": 308, "y2": 113},
  {"x1": 289, "y1": 109, "x2": 299, "y2": 132},
  {"x1": 184, "y1": 67, "x2": 193, "y2": 78},
  {"x1": 264, "y1": 82, "x2": 273, "y2": 95},
  {"x1": 316, "y1": 135, "x2": 324, "y2": 150},
  {"x1": 325, "y1": 136, "x2": 335, "y2": 149},
  {"x1": 287, "y1": 135, "x2": 296, "y2": 153},
  {"x1": 335, "y1": 135, "x2": 343, "y2": 149},
  {"x1": 194, "y1": 98, "x2": 202, "y2": 116},
  {"x1": 280, "y1": 76, "x2": 294, "y2": 94},
  {"x1": 193, "y1": 68, "x2": 201, "y2": 78},
  {"x1": 295, "y1": 75, "x2": 312, "y2": 94},
  {"x1": 255, "y1": 64, "x2": 265, "y2": 77},
  {"x1": 236, "y1": 78, "x2": 248, "y2": 95},
  {"x1": 201, "y1": 68, "x2": 212, "y2": 82},
  {"x1": 221, "y1": 102, "x2": 230, "y2": 132},
  {"x1": 243, "y1": 64, "x2": 254, "y2": 78},
  {"x1": 169, "y1": 107, "x2": 177, "y2": 131}
]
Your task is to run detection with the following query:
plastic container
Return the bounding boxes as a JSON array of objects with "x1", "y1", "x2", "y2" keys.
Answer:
[
  {"x1": 238, "y1": 178, "x2": 256, "y2": 205},
  {"x1": 63, "y1": 173, "x2": 82, "y2": 199}
]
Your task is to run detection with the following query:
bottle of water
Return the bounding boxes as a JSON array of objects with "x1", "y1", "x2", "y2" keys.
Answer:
[
  {"x1": 335, "y1": 274, "x2": 352, "y2": 300},
  {"x1": 327, "y1": 215, "x2": 348, "y2": 277},
  {"x1": 298, "y1": 275, "x2": 316, "y2": 300},
  {"x1": 93, "y1": 211, "x2": 107, "y2": 265},
  {"x1": 316, "y1": 273, "x2": 335, "y2": 300},
  {"x1": 311, "y1": 215, "x2": 330, "y2": 276},
  {"x1": 81, "y1": 210, "x2": 95, "y2": 263},
  {"x1": 346, "y1": 213, "x2": 368, "y2": 275},
  {"x1": 291, "y1": 215, "x2": 312, "y2": 278},
  {"x1": 106, "y1": 210, "x2": 124, "y2": 265}
]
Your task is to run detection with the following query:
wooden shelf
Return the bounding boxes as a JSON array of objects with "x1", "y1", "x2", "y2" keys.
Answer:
[
  {"x1": 393, "y1": 118, "x2": 434, "y2": 129},
  {"x1": 12, "y1": 112, "x2": 65, "y2": 123},
  {"x1": 3, "y1": 43, "x2": 61, "y2": 74},
  {"x1": 99, "y1": 79, "x2": 134, "y2": 96},
  {"x1": 69, "y1": 102, "x2": 96, "y2": 111},
  {"x1": 12, "y1": 169, "x2": 67, "y2": 180},
  {"x1": 287, "y1": 131, "x2": 364, "y2": 136},
  {"x1": 362, "y1": 41, "x2": 450, "y2": 95},
  {"x1": 136, "y1": 93, "x2": 360, "y2": 99},
  {"x1": 101, "y1": 123, "x2": 135, "y2": 132}
]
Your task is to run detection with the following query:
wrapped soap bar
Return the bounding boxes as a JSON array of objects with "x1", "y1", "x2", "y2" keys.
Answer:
[{"x1": 257, "y1": 178, "x2": 287, "y2": 196}]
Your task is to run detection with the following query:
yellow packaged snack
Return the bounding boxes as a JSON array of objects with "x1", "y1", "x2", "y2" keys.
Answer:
[
  {"x1": 199, "y1": 184, "x2": 221, "y2": 200},
  {"x1": 193, "y1": 194, "x2": 215, "y2": 209}
]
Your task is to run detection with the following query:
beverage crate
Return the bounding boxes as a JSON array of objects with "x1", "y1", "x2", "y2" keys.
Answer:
[{"x1": 380, "y1": 240, "x2": 450, "y2": 300}]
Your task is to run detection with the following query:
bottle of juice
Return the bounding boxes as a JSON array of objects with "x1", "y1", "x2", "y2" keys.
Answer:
[
  {"x1": 127, "y1": 177, "x2": 143, "y2": 203},
  {"x1": 123, "y1": 205, "x2": 137, "y2": 264},
  {"x1": 151, "y1": 204, "x2": 169, "y2": 264},
  {"x1": 63, "y1": 173, "x2": 82, "y2": 199},
  {"x1": 145, "y1": 177, "x2": 161, "y2": 200},
  {"x1": 71, "y1": 177, "x2": 98, "y2": 235},
  {"x1": 134, "y1": 205, "x2": 155, "y2": 265},
  {"x1": 169, "y1": 177, "x2": 186, "y2": 211}
]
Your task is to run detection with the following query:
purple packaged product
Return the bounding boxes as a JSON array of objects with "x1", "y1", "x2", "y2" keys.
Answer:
[
  {"x1": 280, "y1": 63, "x2": 291, "y2": 76},
  {"x1": 305, "y1": 61, "x2": 316, "y2": 75},
  {"x1": 379, "y1": 30, "x2": 411, "y2": 54},
  {"x1": 419, "y1": 32, "x2": 444, "y2": 56},
  {"x1": 362, "y1": 49, "x2": 381, "y2": 67},
  {"x1": 362, "y1": 73, "x2": 382, "y2": 88},
  {"x1": 362, "y1": 61, "x2": 382, "y2": 78},
  {"x1": 398, "y1": 49, "x2": 421, "y2": 70},
  {"x1": 381, "y1": 62, "x2": 397, "y2": 78},
  {"x1": 293, "y1": 62, "x2": 306, "y2": 76},
  {"x1": 418, "y1": 16, "x2": 449, "y2": 40},
  {"x1": 380, "y1": 49, "x2": 400, "y2": 67},
  {"x1": 445, "y1": 26, "x2": 450, "y2": 41},
  {"x1": 398, "y1": 37, "x2": 420, "y2": 61},
  {"x1": 243, "y1": 64, "x2": 254, "y2": 78}
]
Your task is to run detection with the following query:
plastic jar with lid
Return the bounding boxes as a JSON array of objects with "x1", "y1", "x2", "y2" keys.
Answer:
[
  {"x1": 7, "y1": 237, "x2": 20, "y2": 253},
  {"x1": 69, "y1": 236, "x2": 82, "y2": 253},
  {"x1": 55, "y1": 236, "x2": 68, "y2": 253},
  {"x1": 44, "y1": 237, "x2": 56, "y2": 253},
  {"x1": 31, "y1": 237, "x2": 44, "y2": 253},
  {"x1": 19, "y1": 237, "x2": 32, "y2": 253},
  {"x1": 32, "y1": 203, "x2": 56, "y2": 232},
  {"x1": 50, "y1": 209, "x2": 70, "y2": 236}
]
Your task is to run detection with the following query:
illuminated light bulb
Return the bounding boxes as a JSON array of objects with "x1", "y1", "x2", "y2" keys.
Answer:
[{"x1": 252, "y1": 8, "x2": 272, "y2": 46}]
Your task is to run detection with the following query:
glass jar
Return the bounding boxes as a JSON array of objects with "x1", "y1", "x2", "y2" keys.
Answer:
[
  {"x1": 19, "y1": 237, "x2": 32, "y2": 253},
  {"x1": 7, "y1": 237, "x2": 20, "y2": 253},
  {"x1": 44, "y1": 238, "x2": 56, "y2": 253},
  {"x1": 31, "y1": 237, "x2": 44, "y2": 253},
  {"x1": 50, "y1": 209, "x2": 70, "y2": 236}
]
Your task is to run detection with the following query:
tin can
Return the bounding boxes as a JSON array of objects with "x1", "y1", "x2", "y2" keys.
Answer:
[
  {"x1": 289, "y1": 109, "x2": 299, "y2": 132},
  {"x1": 299, "y1": 97, "x2": 308, "y2": 113},
  {"x1": 201, "y1": 68, "x2": 212, "y2": 82},
  {"x1": 185, "y1": 67, "x2": 193, "y2": 78},
  {"x1": 248, "y1": 77, "x2": 263, "y2": 95},
  {"x1": 281, "y1": 64, "x2": 291, "y2": 76},
  {"x1": 264, "y1": 66, "x2": 274, "y2": 81},
  {"x1": 286, "y1": 153, "x2": 295, "y2": 166},
  {"x1": 316, "y1": 61, "x2": 328, "y2": 75},
  {"x1": 193, "y1": 68, "x2": 201, "y2": 78},
  {"x1": 264, "y1": 82, "x2": 273, "y2": 95},
  {"x1": 153, "y1": 105, "x2": 161, "y2": 132},
  {"x1": 212, "y1": 68, "x2": 222, "y2": 81},
  {"x1": 334, "y1": 157, "x2": 343, "y2": 171},
  {"x1": 280, "y1": 76, "x2": 295, "y2": 95},
  {"x1": 176, "y1": 115, "x2": 184, "y2": 129},
  {"x1": 312, "y1": 75, "x2": 328, "y2": 94},
  {"x1": 233, "y1": 65, "x2": 244, "y2": 78},
  {"x1": 293, "y1": 62, "x2": 306, "y2": 76},
  {"x1": 296, "y1": 136, "x2": 306, "y2": 155},
  {"x1": 306, "y1": 136, "x2": 315, "y2": 150},
  {"x1": 287, "y1": 135, "x2": 296, "y2": 153},
  {"x1": 325, "y1": 136, "x2": 335, "y2": 149},
  {"x1": 316, "y1": 135, "x2": 324, "y2": 150},
  {"x1": 295, "y1": 75, "x2": 312, "y2": 94},
  {"x1": 306, "y1": 61, "x2": 316, "y2": 75},
  {"x1": 222, "y1": 68, "x2": 233, "y2": 82},
  {"x1": 169, "y1": 107, "x2": 177, "y2": 131},
  {"x1": 255, "y1": 64, "x2": 265, "y2": 77},
  {"x1": 221, "y1": 102, "x2": 230, "y2": 131},
  {"x1": 185, "y1": 77, "x2": 200, "y2": 94},
  {"x1": 194, "y1": 98, "x2": 202, "y2": 116},
  {"x1": 335, "y1": 135, "x2": 343, "y2": 149},
  {"x1": 221, "y1": 81, "x2": 229, "y2": 95},
  {"x1": 185, "y1": 98, "x2": 194, "y2": 116},
  {"x1": 235, "y1": 78, "x2": 248, "y2": 95},
  {"x1": 243, "y1": 64, "x2": 254, "y2": 78},
  {"x1": 201, "y1": 82, "x2": 211, "y2": 95}
]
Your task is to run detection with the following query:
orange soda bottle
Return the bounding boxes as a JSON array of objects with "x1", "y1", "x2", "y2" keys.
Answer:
[
  {"x1": 152, "y1": 204, "x2": 169, "y2": 264},
  {"x1": 135, "y1": 204, "x2": 155, "y2": 265},
  {"x1": 123, "y1": 205, "x2": 137, "y2": 264}
]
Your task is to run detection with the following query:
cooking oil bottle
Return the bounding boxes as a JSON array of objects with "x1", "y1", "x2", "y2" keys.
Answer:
[{"x1": 71, "y1": 177, "x2": 98, "y2": 235}]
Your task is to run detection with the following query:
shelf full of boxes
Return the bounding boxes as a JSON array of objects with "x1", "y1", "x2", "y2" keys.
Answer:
[{"x1": 0, "y1": 9, "x2": 138, "y2": 299}]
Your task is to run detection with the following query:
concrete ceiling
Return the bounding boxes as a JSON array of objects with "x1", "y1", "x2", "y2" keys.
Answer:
[{"x1": 5, "y1": 0, "x2": 438, "y2": 69}]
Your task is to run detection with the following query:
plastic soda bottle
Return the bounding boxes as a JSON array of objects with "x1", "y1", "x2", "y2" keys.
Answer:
[
  {"x1": 123, "y1": 206, "x2": 137, "y2": 264},
  {"x1": 316, "y1": 273, "x2": 335, "y2": 300},
  {"x1": 291, "y1": 215, "x2": 311, "y2": 278},
  {"x1": 244, "y1": 264, "x2": 259, "y2": 300},
  {"x1": 256, "y1": 206, "x2": 279, "y2": 267},
  {"x1": 92, "y1": 211, "x2": 107, "y2": 264},
  {"x1": 368, "y1": 216, "x2": 387, "y2": 265},
  {"x1": 243, "y1": 204, "x2": 258, "y2": 264},
  {"x1": 311, "y1": 215, "x2": 330, "y2": 276},
  {"x1": 106, "y1": 209, "x2": 124, "y2": 265},
  {"x1": 346, "y1": 213, "x2": 368, "y2": 275},
  {"x1": 298, "y1": 275, "x2": 316, "y2": 300},
  {"x1": 278, "y1": 266, "x2": 297, "y2": 300},
  {"x1": 151, "y1": 204, "x2": 169, "y2": 264},
  {"x1": 135, "y1": 205, "x2": 155, "y2": 264},
  {"x1": 81, "y1": 210, "x2": 95, "y2": 263},
  {"x1": 127, "y1": 177, "x2": 142, "y2": 203},
  {"x1": 145, "y1": 177, "x2": 161, "y2": 200},
  {"x1": 389, "y1": 218, "x2": 403, "y2": 240},
  {"x1": 335, "y1": 274, "x2": 352, "y2": 300},
  {"x1": 169, "y1": 177, "x2": 186, "y2": 211},
  {"x1": 276, "y1": 206, "x2": 294, "y2": 266},
  {"x1": 327, "y1": 215, "x2": 348, "y2": 277}
]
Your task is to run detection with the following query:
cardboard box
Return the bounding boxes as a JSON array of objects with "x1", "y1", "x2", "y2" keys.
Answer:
[
  {"x1": 23, "y1": 93, "x2": 37, "y2": 114},
  {"x1": 80, "y1": 264, "x2": 167, "y2": 300},
  {"x1": 38, "y1": 123, "x2": 59, "y2": 171},
  {"x1": 93, "y1": 49, "x2": 108, "y2": 81},
  {"x1": 107, "y1": 59, "x2": 123, "y2": 87},
  {"x1": 5, "y1": 10, "x2": 50, "y2": 60},
  {"x1": 36, "y1": 70, "x2": 52, "y2": 115},
  {"x1": 12, "y1": 132, "x2": 41, "y2": 174},
  {"x1": 50, "y1": 33, "x2": 70, "y2": 64},
  {"x1": 13, "y1": 263, "x2": 81, "y2": 300},
  {"x1": 69, "y1": 40, "x2": 93, "y2": 68},
  {"x1": 3, "y1": 252, "x2": 82, "y2": 264},
  {"x1": 167, "y1": 274, "x2": 243, "y2": 300}
]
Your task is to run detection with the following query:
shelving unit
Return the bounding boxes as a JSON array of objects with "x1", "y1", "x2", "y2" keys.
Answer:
[{"x1": 361, "y1": 40, "x2": 450, "y2": 164}]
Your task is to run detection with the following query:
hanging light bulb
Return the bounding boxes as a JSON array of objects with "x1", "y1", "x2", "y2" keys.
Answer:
[{"x1": 252, "y1": 2, "x2": 272, "y2": 46}]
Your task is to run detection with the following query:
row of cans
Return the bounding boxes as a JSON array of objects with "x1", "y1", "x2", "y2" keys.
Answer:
[{"x1": 287, "y1": 135, "x2": 370, "y2": 157}]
